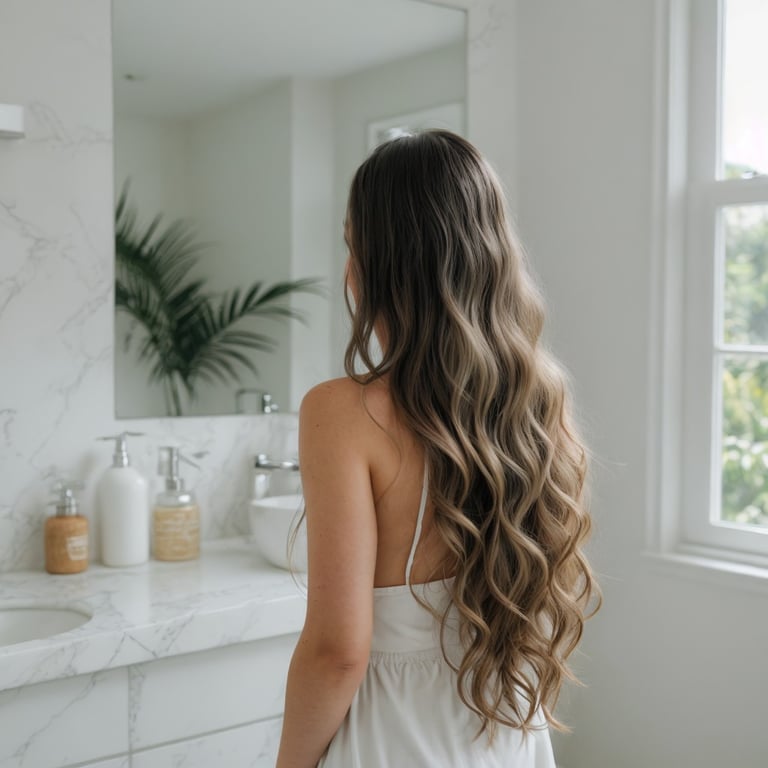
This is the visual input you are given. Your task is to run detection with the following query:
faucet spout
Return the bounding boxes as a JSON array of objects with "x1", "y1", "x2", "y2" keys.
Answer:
[
  {"x1": 254, "y1": 453, "x2": 299, "y2": 471},
  {"x1": 251, "y1": 454, "x2": 300, "y2": 500}
]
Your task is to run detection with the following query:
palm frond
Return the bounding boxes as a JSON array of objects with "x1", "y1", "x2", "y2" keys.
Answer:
[
  {"x1": 114, "y1": 183, "x2": 326, "y2": 415},
  {"x1": 215, "y1": 278, "x2": 325, "y2": 327}
]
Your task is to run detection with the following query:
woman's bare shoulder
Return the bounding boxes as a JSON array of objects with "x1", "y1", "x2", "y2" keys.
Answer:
[
  {"x1": 300, "y1": 376, "x2": 362, "y2": 416},
  {"x1": 302, "y1": 376, "x2": 393, "y2": 410},
  {"x1": 299, "y1": 376, "x2": 394, "y2": 442},
  {"x1": 299, "y1": 378, "x2": 383, "y2": 478}
]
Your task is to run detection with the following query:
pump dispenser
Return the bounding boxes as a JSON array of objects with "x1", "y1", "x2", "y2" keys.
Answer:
[
  {"x1": 45, "y1": 481, "x2": 89, "y2": 574},
  {"x1": 96, "y1": 432, "x2": 149, "y2": 566},
  {"x1": 153, "y1": 447, "x2": 200, "y2": 561}
]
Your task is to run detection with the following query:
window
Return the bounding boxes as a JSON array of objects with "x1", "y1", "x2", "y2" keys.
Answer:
[{"x1": 676, "y1": 0, "x2": 768, "y2": 566}]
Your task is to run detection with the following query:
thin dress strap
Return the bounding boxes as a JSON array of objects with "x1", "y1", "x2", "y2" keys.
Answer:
[{"x1": 404, "y1": 462, "x2": 429, "y2": 586}]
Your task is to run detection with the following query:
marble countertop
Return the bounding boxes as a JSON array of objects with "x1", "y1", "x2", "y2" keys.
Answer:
[{"x1": 0, "y1": 537, "x2": 307, "y2": 692}]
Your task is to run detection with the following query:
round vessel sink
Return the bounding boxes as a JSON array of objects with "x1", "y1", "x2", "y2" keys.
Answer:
[
  {"x1": 0, "y1": 606, "x2": 91, "y2": 647},
  {"x1": 249, "y1": 494, "x2": 307, "y2": 571}
]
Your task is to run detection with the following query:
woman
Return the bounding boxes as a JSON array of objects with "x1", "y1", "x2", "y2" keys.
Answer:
[{"x1": 275, "y1": 130, "x2": 601, "y2": 767}]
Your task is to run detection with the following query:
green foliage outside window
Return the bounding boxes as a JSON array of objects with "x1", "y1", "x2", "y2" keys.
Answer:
[{"x1": 721, "y1": 197, "x2": 768, "y2": 527}]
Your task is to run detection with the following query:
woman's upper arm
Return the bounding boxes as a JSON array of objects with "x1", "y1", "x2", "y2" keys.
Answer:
[{"x1": 298, "y1": 380, "x2": 377, "y2": 665}]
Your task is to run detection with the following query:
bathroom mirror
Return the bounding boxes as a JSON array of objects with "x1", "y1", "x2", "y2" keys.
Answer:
[{"x1": 112, "y1": 0, "x2": 467, "y2": 418}]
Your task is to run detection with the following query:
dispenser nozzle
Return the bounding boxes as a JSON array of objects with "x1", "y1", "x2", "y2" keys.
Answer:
[
  {"x1": 157, "y1": 446, "x2": 180, "y2": 479},
  {"x1": 50, "y1": 479, "x2": 84, "y2": 516},
  {"x1": 157, "y1": 446, "x2": 199, "y2": 491},
  {"x1": 97, "y1": 431, "x2": 144, "y2": 468}
]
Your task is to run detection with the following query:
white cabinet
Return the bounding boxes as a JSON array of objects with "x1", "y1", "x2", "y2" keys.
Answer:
[
  {"x1": 0, "y1": 668, "x2": 128, "y2": 768},
  {"x1": 129, "y1": 634, "x2": 294, "y2": 748},
  {"x1": 0, "y1": 634, "x2": 298, "y2": 768}
]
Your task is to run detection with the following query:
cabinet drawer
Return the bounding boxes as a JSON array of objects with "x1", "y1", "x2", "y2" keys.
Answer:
[
  {"x1": 132, "y1": 717, "x2": 283, "y2": 768},
  {"x1": 129, "y1": 633, "x2": 298, "y2": 749},
  {"x1": 0, "y1": 668, "x2": 128, "y2": 768}
]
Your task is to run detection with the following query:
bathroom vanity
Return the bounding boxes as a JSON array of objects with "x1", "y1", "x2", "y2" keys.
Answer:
[{"x1": 0, "y1": 539, "x2": 305, "y2": 768}]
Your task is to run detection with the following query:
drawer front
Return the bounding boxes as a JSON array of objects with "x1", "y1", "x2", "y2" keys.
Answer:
[
  {"x1": 132, "y1": 717, "x2": 283, "y2": 768},
  {"x1": 0, "y1": 668, "x2": 128, "y2": 768},
  {"x1": 129, "y1": 633, "x2": 298, "y2": 749}
]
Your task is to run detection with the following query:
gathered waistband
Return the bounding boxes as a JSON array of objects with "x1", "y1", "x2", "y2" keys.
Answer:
[{"x1": 368, "y1": 647, "x2": 450, "y2": 664}]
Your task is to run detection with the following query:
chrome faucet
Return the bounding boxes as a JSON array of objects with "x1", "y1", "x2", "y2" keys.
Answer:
[
  {"x1": 254, "y1": 453, "x2": 299, "y2": 471},
  {"x1": 252, "y1": 453, "x2": 300, "y2": 499},
  {"x1": 235, "y1": 389, "x2": 280, "y2": 414},
  {"x1": 261, "y1": 393, "x2": 279, "y2": 414}
]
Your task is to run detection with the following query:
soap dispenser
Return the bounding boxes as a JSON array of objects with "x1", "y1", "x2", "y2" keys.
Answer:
[
  {"x1": 96, "y1": 432, "x2": 149, "y2": 566},
  {"x1": 45, "y1": 481, "x2": 88, "y2": 575},
  {"x1": 153, "y1": 447, "x2": 200, "y2": 561}
]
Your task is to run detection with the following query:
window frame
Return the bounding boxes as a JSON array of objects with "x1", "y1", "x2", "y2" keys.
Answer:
[{"x1": 646, "y1": 0, "x2": 768, "y2": 582}]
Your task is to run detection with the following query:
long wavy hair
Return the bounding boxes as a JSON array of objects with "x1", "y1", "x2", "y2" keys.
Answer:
[{"x1": 343, "y1": 130, "x2": 602, "y2": 740}]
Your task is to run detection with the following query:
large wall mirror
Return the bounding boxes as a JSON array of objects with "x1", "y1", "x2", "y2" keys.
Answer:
[{"x1": 112, "y1": 0, "x2": 467, "y2": 419}]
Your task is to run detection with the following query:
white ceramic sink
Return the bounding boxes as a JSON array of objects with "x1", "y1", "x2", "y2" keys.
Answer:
[
  {"x1": 249, "y1": 494, "x2": 307, "y2": 572},
  {"x1": 0, "y1": 606, "x2": 91, "y2": 647}
]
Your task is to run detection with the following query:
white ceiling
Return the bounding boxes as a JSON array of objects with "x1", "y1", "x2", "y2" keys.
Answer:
[{"x1": 113, "y1": 0, "x2": 466, "y2": 118}]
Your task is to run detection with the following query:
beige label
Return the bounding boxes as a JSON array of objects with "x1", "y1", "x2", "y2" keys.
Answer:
[
  {"x1": 66, "y1": 534, "x2": 88, "y2": 561},
  {"x1": 154, "y1": 506, "x2": 200, "y2": 561}
]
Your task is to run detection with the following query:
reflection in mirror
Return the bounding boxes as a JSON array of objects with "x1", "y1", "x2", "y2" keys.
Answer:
[{"x1": 112, "y1": 0, "x2": 467, "y2": 418}]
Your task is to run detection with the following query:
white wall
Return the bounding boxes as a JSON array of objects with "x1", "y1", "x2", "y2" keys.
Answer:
[
  {"x1": 186, "y1": 80, "x2": 294, "y2": 415},
  {"x1": 289, "y1": 78, "x2": 334, "y2": 411},
  {"x1": 114, "y1": 115, "x2": 191, "y2": 223},
  {"x1": 113, "y1": 115, "x2": 190, "y2": 417},
  {"x1": 514, "y1": 1, "x2": 768, "y2": 766},
  {"x1": 330, "y1": 41, "x2": 467, "y2": 372}
]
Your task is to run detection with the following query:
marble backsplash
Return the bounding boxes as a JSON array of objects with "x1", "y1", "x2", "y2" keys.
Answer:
[{"x1": 0, "y1": 0, "x2": 513, "y2": 573}]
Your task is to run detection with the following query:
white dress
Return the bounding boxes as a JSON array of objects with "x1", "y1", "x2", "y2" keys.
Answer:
[{"x1": 318, "y1": 467, "x2": 558, "y2": 768}]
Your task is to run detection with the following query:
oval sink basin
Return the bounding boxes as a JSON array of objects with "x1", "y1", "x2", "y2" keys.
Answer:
[
  {"x1": 249, "y1": 494, "x2": 307, "y2": 572},
  {"x1": 0, "y1": 606, "x2": 91, "y2": 647}
]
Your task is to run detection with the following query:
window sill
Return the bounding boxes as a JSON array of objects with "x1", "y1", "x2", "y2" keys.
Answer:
[{"x1": 640, "y1": 548, "x2": 768, "y2": 596}]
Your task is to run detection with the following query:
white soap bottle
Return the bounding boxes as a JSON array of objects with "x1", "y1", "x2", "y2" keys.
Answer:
[{"x1": 96, "y1": 431, "x2": 149, "y2": 566}]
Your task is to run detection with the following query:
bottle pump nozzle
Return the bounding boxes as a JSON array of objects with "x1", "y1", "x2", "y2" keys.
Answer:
[
  {"x1": 157, "y1": 446, "x2": 199, "y2": 491},
  {"x1": 97, "y1": 431, "x2": 144, "y2": 468},
  {"x1": 50, "y1": 479, "x2": 84, "y2": 517}
]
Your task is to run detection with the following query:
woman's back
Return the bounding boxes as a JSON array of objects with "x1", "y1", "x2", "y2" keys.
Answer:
[
  {"x1": 317, "y1": 378, "x2": 558, "y2": 766},
  {"x1": 276, "y1": 130, "x2": 600, "y2": 768},
  {"x1": 354, "y1": 377, "x2": 453, "y2": 589},
  {"x1": 319, "y1": 379, "x2": 555, "y2": 768}
]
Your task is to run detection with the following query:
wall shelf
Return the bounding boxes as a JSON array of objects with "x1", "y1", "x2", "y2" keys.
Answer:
[{"x1": 0, "y1": 103, "x2": 24, "y2": 138}]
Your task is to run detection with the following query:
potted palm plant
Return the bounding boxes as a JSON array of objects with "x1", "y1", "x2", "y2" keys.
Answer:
[{"x1": 114, "y1": 184, "x2": 323, "y2": 416}]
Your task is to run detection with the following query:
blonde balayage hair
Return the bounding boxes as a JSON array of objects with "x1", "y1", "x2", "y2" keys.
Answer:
[{"x1": 344, "y1": 130, "x2": 602, "y2": 739}]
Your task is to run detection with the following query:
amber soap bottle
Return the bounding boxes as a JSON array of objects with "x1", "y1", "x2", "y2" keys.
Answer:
[{"x1": 45, "y1": 482, "x2": 88, "y2": 574}]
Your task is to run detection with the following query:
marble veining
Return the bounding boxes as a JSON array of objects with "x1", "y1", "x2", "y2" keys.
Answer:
[
  {"x1": 0, "y1": 665, "x2": 130, "y2": 768},
  {"x1": 0, "y1": 538, "x2": 306, "y2": 692}
]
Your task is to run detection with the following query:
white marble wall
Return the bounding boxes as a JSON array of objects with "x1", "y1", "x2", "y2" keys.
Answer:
[
  {"x1": 0, "y1": 1, "x2": 299, "y2": 572},
  {"x1": 0, "y1": 0, "x2": 514, "y2": 573}
]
